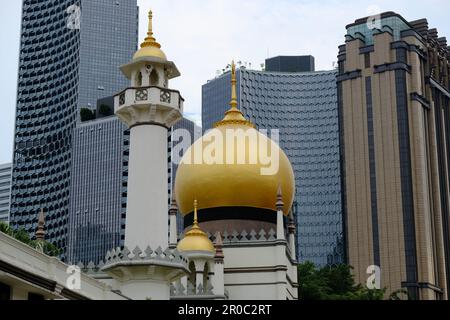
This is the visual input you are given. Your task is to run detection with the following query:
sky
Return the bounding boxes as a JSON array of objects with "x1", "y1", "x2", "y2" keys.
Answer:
[{"x1": 1, "y1": 0, "x2": 450, "y2": 164}]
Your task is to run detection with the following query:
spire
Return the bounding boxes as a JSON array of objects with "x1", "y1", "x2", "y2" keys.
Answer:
[
  {"x1": 35, "y1": 209, "x2": 45, "y2": 241},
  {"x1": 141, "y1": 10, "x2": 162, "y2": 49},
  {"x1": 169, "y1": 192, "x2": 178, "y2": 216},
  {"x1": 214, "y1": 60, "x2": 255, "y2": 128},
  {"x1": 288, "y1": 210, "x2": 296, "y2": 234},
  {"x1": 276, "y1": 185, "x2": 284, "y2": 211},
  {"x1": 214, "y1": 232, "x2": 224, "y2": 262},
  {"x1": 230, "y1": 61, "x2": 238, "y2": 110},
  {"x1": 193, "y1": 199, "x2": 199, "y2": 227}
]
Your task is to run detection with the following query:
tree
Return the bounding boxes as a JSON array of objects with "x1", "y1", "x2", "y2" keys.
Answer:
[
  {"x1": 0, "y1": 221, "x2": 60, "y2": 257},
  {"x1": 80, "y1": 108, "x2": 96, "y2": 122},
  {"x1": 298, "y1": 262, "x2": 386, "y2": 300}
]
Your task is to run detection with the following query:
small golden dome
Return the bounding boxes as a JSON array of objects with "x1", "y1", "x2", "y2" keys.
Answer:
[
  {"x1": 177, "y1": 201, "x2": 215, "y2": 253},
  {"x1": 133, "y1": 10, "x2": 167, "y2": 61},
  {"x1": 175, "y1": 62, "x2": 295, "y2": 216}
]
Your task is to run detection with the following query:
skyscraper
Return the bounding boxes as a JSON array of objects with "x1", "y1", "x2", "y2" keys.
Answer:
[
  {"x1": 0, "y1": 163, "x2": 12, "y2": 223},
  {"x1": 202, "y1": 59, "x2": 344, "y2": 266},
  {"x1": 66, "y1": 116, "x2": 129, "y2": 264},
  {"x1": 338, "y1": 11, "x2": 450, "y2": 299},
  {"x1": 9, "y1": 0, "x2": 138, "y2": 258},
  {"x1": 169, "y1": 117, "x2": 202, "y2": 235},
  {"x1": 66, "y1": 112, "x2": 197, "y2": 264}
]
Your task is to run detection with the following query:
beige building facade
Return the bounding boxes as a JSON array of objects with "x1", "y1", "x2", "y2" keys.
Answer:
[{"x1": 338, "y1": 12, "x2": 450, "y2": 300}]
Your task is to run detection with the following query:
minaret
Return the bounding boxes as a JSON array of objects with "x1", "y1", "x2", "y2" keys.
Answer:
[
  {"x1": 177, "y1": 200, "x2": 215, "y2": 293},
  {"x1": 212, "y1": 232, "x2": 225, "y2": 298},
  {"x1": 276, "y1": 186, "x2": 285, "y2": 240},
  {"x1": 115, "y1": 10, "x2": 183, "y2": 250},
  {"x1": 35, "y1": 209, "x2": 45, "y2": 241},
  {"x1": 102, "y1": 10, "x2": 187, "y2": 300},
  {"x1": 288, "y1": 211, "x2": 297, "y2": 260},
  {"x1": 169, "y1": 194, "x2": 178, "y2": 248}
]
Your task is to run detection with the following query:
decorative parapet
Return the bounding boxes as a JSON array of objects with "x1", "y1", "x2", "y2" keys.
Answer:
[
  {"x1": 71, "y1": 246, "x2": 189, "y2": 275},
  {"x1": 170, "y1": 282, "x2": 228, "y2": 300},
  {"x1": 102, "y1": 245, "x2": 188, "y2": 267},
  {"x1": 196, "y1": 228, "x2": 280, "y2": 244},
  {"x1": 170, "y1": 282, "x2": 214, "y2": 296},
  {"x1": 114, "y1": 85, "x2": 184, "y2": 128}
]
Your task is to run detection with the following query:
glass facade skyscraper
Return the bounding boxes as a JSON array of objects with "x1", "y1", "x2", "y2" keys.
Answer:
[
  {"x1": 202, "y1": 65, "x2": 344, "y2": 266},
  {"x1": 169, "y1": 117, "x2": 202, "y2": 236},
  {"x1": 67, "y1": 117, "x2": 129, "y2": 264},
  {"x1": 0, "y1": 163, "x2": 12, "y2": 223},
  {"x1": 9, "y1": 0, "x2": 138, "y2": 259}
]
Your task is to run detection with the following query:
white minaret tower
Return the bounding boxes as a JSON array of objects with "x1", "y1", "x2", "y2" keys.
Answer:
[
  {"x1": 101, "y1": 10, "x2": 188, "y2": 300},
  {"x1": 116, "y1": 10, "x2": 183, "y2": 250}
]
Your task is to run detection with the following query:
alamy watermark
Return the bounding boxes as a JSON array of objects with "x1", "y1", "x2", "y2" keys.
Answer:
[
  {"x1": 66, "y1": 265, "x2": 81, "y2": 290},
  {"x1": 66, "y1": 4, "x2": 81, "y2": 30},
  {"x1": 171, "y1": 128, "x2": 281, "y2": 176},
  {"x1": 366, "y1": 265, "x2": 381, "y2": 290}
]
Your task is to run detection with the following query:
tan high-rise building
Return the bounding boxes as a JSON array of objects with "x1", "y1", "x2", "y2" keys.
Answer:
[{"x1": 338, "y1": 12, "x2": 450, "y2": 300}]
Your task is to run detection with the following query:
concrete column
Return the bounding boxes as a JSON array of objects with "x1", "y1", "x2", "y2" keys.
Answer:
[
  {"x1": 276, "y1": 210, "x2": 285, "y2": 240},
  {"x1": 125, "y1": 125, "x2": 168, "y2": 250},
  {"x1": 213, "y1": 232, "x2": 225, "y2": 297},
  {"x1": 288, "y1": 217, "x2": 296, "y2": 260},
  {"x1": 169, "y1": 197, "x2": 178, "y2": 247},
  {"x1": 169, "y1": 214, "x2": 177, "y2": 247},
  {"x1": 193, "y1": 260, "x2": 206, "y2": 292},
  {"x1": 276, "y1": 186, "x2": 285, "y2": 240},
  {"x1": 212, "y1": 262, "x2": 224, "y2": 296}
]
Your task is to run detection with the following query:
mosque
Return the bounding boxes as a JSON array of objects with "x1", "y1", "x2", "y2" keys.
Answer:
[{"x1": 0, "y1": 10, "x2": 298, "y2": 300}]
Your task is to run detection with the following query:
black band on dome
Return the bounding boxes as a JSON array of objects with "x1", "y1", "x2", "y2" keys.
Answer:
[{"x1": 183, "y1": 206, "x2": 277, "y2": 229}]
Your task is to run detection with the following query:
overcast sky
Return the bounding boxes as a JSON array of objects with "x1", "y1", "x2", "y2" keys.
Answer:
[{"x1": 1, "y1": 0, "x2": 449, "y2": 164}]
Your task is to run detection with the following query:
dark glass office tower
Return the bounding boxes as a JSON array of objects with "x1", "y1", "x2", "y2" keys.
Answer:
[
  {"x1": 9, "y1": 0, "x2": 138, "y2": 259},
  {"x1": 202, "y1": 60, "x2": 344, "y2": 267},
  {"x1": 67, "y1": 116, "x2": 129, "y2": 264}
]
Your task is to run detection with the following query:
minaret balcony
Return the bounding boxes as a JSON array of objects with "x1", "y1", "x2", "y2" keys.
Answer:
[{"x1": 114, "y1": 86, "x2": 184, "y2": 128}]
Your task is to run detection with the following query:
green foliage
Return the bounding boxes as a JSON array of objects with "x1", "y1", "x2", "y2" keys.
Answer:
[
  {"x1": 0, "y1": 221, "x2": 61, "y2": 257},
  {"x1": 80, "y1": 108, "x2": 96, "y2": 122},
  {"x1": 389, "y1": 289, "x2": 409, "y2": 300},
  {"x1": 98, "y1": 104, "x2": 113, "y2": 117},
  {"x1": 298, "y1": 262, "x2": 386, "y2": 300}
]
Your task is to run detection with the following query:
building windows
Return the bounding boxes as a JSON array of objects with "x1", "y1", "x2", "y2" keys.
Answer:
[{"x1": 364, "y1": 53, "x2": 371, "y2": 69}]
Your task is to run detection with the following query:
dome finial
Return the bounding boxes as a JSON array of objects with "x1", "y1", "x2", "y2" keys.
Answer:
[
  {"x1": 230, "y1": 60, "x2": 238, "y2": 110},
  {"x1": 213, "y1": 60, "x2": 255, "y2": 128},
  {"x1": 140, "y1": 9, "x2": 161, "y2": 49},
  {"x1": 193, "y1": 199, "x2": 199, "y2": 227}
]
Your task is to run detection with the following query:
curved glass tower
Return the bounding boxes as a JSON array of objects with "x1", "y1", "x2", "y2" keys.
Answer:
[
  {"x1": 202, "y1": 66, "x2": 344, "y2": 266},
  {"x1": 10, "y1": 0, "x2": 138, "y2": 259}
]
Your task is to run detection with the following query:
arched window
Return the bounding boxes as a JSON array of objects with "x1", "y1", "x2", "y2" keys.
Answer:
[
  {"x1": 203, "y1": 262, "x2": 210, "y2": 290},
  {"x1": 188, "y1": 261, "x2": 196, "y2": 287},
  {"x1": 136, "y1": 72, "x2": 143, "y2": 87},
  {"x1": 150, "y1": 69, "x2": 159, "y2": 86}
]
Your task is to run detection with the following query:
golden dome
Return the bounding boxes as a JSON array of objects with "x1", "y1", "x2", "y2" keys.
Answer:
[
  {"x1": 175, "y1": 62, "x2": 295, "y2": 217},
  {"x1": 177, "y1": 200, "x2": 215, "y2": 253},
  {"x1": 133, "y1": 10, "x2": 167, "y2": 61}
]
